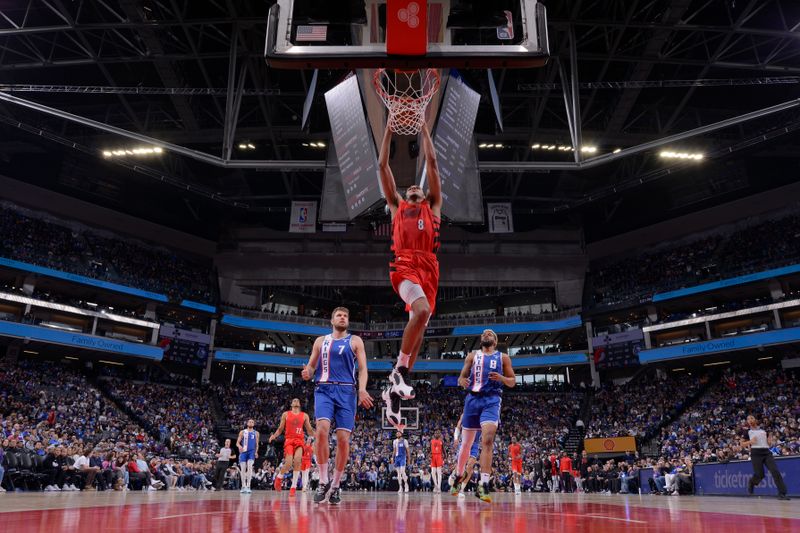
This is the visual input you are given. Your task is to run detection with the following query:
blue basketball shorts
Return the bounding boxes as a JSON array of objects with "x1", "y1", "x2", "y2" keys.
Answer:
[
  {"x1": 314, "y1": 383, "x2": 357, "y2": 432},
  {"x1": 461, "y1": 394, "x2": 502, "y2": 430}
]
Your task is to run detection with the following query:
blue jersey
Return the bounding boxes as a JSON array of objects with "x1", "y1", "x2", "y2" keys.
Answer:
[
  {"x1": 315, "y1": 334, "x2": 356, "y2": 385},
  {"x1": 469, "y1": 350, "x2": 503, "y2": 395},
  {"x1": 239, "y1": 429, "x2": 256, "y2": 452},
  {"x1": 395, "y1": 439, "x2": 408, "y2": 460}
]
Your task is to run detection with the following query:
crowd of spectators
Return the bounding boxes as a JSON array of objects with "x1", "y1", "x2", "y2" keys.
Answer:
[
  {"x1": 4, "y1": 357, "x2": 798, "y2": 496},
  {"x1": 589, "y1": 209, "x2": 800, "y2": 308},
  {"x1": 0, "y1": 205, "x2": 214, "y2": 305},
  {"x1": 0, "y1": 360, "x2": 190, "y2": 492},
  {"x1": 101, "y1": 378, "x2": 219, "y2": 460},
  {"x1": 658, "y1": 368, "x2": 800, "y2": 461},
  {"x1": 586, "y1": 373, "x2": 707, "y2": 440},
  {"x1": 215, "y1": 380, "x2": 583, "y2": 492}
]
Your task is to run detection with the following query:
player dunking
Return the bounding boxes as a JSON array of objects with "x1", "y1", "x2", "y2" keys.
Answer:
[
  {"x1": 268, "y1": 398, "x2": 313, "y2": 496},
  {"x1": 393, "y1": 431, "x2": 411, "y2": 493},
  {"x1": 430, "y1": 430, "x2": 443, "y2": 493},
  {"x1": 452, "y1": 329, "x2": 515, "y2": 503},
  {"x1": 236, "y1": 419, "x2": 259, "y2": 494},
  {"x1": 301, "y1": 437, "x2": 314, "y2": 492},
  {"x1": 378, "y1": 122, "x2": 442, "y2": 429},
  {"x1": 301, "y1": 307, "x2": 373, "y2": 505},
  {"x1": 509, "y1": 436, "x2": 523, "y2": 495}
]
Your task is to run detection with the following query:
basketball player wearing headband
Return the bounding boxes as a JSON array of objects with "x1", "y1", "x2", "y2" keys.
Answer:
[
  {"x1": 378, "y1": 122, "x2": 442, "y2": 430},
  {"x1": 451, "y1": 329, "x2": 515, "y2": 503}
]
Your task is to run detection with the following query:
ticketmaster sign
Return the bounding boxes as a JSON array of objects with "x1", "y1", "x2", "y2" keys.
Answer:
[
  {"x1": 638, "y1": 327, "x2": 800, "y2": 363},
  {"x1": 694, "y1": 457, "x2": 800, "y2": 496}
]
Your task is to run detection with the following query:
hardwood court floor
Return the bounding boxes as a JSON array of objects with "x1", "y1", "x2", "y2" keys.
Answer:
[{"x1": 0, "y1": 490, "x2": 797, "y2": 532}]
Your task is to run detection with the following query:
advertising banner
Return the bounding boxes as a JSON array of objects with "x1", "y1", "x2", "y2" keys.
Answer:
[
  {"x1": 583, "y1": 437, "x2": 637, "y2": 455},
  {"x1": 694, "y1": 457, "x2": 800, "y2": 497}
]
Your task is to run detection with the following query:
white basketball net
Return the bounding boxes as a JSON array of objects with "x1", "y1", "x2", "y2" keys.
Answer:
[{"x1": 373, "y1": 68, "x2": 441, "y2": 136}]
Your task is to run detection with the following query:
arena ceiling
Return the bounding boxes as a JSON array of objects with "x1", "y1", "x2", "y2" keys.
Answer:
[{"x1": 0, "y1": 0, "x2": 799, "y2": 239}]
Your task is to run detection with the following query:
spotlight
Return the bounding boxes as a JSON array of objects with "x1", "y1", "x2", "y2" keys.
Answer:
[
  {"x1": 102, "y1": 146, "x2": 164, "y2": 158},
  {"x1": 660, "y1": 150, "x2": 704, "y2": 161}
]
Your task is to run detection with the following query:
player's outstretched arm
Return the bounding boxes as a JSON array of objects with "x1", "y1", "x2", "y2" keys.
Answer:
[
  {"x1": 378, "y1": 126, "x2": 401, "y2": 217},
  {"x1": 302, "y1": 337, "x2": 323, "y2": 380},
  {"x1": 352, "y1": 335, "x2": 374, "y2": 408},
  {"x1": 269, "y1": 412, "x2": 287, "y2": 442},
  {"x1": 420, "y1": 122, "x2": 442, "y2": 214}
]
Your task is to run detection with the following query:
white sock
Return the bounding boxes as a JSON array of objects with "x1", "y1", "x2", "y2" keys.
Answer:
[
  {"x1": 481, "y1": 473, "x2": 490, "y2": 485},
  {"x1": 319, "y1": 463, "x2": 329, "y2": 484},
  {"x1": 515, "y1": 483, "x2": 520, "y2": 491},
  {"x1": 302, "y1": 470, "x2": 309, "y2": 488},
  {"x1": 397, "y1": 351, "x2": 410, "y2": 368},
  {"x1": 292, "y1": 471, "x2": 300, "y2": 488},
  {"x1": 332, "y1": 469, "x2": 344, "y2": 488}
]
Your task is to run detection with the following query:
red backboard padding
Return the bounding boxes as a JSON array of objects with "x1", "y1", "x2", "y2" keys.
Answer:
[{"x1": 386, "y1": 0, "x2": 428, "y2": 56}]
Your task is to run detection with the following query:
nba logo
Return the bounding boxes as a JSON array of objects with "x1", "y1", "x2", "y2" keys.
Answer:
[
  {"x1": 299, "y1": 207, "x2": 308, "y2": 223},
  {"x1": 497, "y1": 10, "x2": 514, "y2": 41},
  {"x1": 387, "y1": 0, "x2": 427, "y2": 56}
]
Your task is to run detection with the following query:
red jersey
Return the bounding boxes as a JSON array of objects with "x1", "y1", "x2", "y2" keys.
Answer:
[
  {"x1": 302, "y1": 443, "x2": 313, "y2": 467},
  {"x1": 431, "y1": 439, "x2": 443, "y2": 457},
  {"x1": 560, "y1": 456, "x2": 573, "y2": 473},
  {"x1": 391, "y1": 200, "x2": 440, "y2": 255},
  {"x1": 509, "y1": 443, "x2": 522, "y2": 461},
  {"x1": 549, "y1": 454, "x2": 559, "y2": 475},
  {"x1": 285, "y1": 411, "x2": 305, "y2": 442}
]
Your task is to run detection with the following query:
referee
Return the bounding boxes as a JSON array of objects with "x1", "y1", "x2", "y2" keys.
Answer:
[
  {"x1": 214, "y1": 439, "x2": 233, "y2": 491},
  {"x1": 741, "y1": 415, "x2": 790, "y2": 500}
]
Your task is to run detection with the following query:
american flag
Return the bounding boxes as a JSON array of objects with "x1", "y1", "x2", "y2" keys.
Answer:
[{"x1": 296, "y1": 25, "x2": 328, "y2": 42}]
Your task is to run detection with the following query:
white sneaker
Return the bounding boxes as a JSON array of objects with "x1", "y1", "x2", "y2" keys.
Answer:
[
  {"x1": 44, "y1": 485, "x2": 53, "y2": 492},
  {"x1": 382, "y1": 387, "x2": 404, "y2": 430},
  {"x1": 389, "y1": 368, "x2": 415, "y2": 400},
  {"x1": 405, "y1": 487, "x2": 409, "y2": 493},
  {"x1": 69, "y1": 484, "x2": 79, "y2": 491},
  {"x1": 148, "y1": 486, "x2": 158, "y2": 492}
]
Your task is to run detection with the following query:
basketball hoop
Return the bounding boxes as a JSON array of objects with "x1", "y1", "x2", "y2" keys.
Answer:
[{"x1": 373, "y1": 68, "x2": 441, "y2": 136}]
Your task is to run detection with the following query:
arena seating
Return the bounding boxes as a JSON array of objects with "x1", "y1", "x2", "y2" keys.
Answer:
[
  {"x1": 2, "y1": 359, "x2": 797, "y2": 495},
  {"x1": 586, "y1": 373, "x2": 707, "y2": 440},
  {"x1": 101, "y1": 378, "x2": 219, "y2": 460},
  {"x1": 589, "y1": 210, "x2": 800, "y2": 308},
  {"x1": 0, "y1": 206, "x2": 215, "y2": 304},
  {"x1": 658, "y1": 367, "x2": 800, "y2": 461}
]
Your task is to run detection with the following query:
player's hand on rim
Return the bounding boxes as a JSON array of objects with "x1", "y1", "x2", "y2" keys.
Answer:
[{"x1": 359, "y1": 389, "x2": 374, "y2": 408}]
